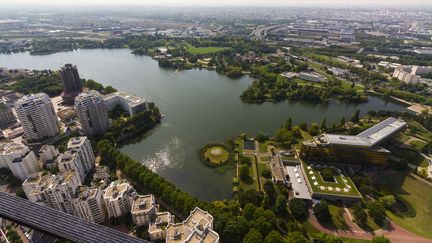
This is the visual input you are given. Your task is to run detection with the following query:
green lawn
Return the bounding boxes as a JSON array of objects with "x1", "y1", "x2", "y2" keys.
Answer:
[
  {"x1": 185, "y1": 44, "x2": 229, "y2": 55},
  {"x1": 392, "y1": 147, "x2": 428, "y2": 167},
  {"x1": 236, "y1": 139, "x2": 244, "y2": 154},
  {"x1": 302, "y1": 161, "x2": 362, "y2": 198},
  {"x1": 375, "y1": 172, "x2": 432, "y2": 239},
  {"x1": 408, "y1": 121, "x2": 432, "y2": 142},
  {"x1": 203, "y1": 146, "x2": 229, "y2": 164},
  {"x1": 239, "y1": 165, "x2": 258, "y2": 191},
  {"x1": 260, "y1": 156, "x2": 270, "y2": 162},
  {"x1": 328, "y1": 204, "x2": 349, "y2": 230},
  {"x1": 409, "y1": 139, "x2": 428, "y2": 152},
  {"x1": 300, "y1": 130, "x2": 313, "y2": 141},
  {"x1": 258, "y1": 141, "x2": 269, "y2": 153}
]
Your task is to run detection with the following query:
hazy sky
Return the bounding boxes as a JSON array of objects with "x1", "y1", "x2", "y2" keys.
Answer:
[{"x1": 2, "y1": 0, "x2": 432, "y2": 7}]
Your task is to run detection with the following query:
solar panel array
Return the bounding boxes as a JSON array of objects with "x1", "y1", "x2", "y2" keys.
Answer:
[{"x1": 0, "y1": 192, "x2": 149, "y2": 243}]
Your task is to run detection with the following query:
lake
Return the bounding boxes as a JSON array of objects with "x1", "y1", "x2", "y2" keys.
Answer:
[{"x1": 0, "y1": 49, "x2": 407, "y2": 201}]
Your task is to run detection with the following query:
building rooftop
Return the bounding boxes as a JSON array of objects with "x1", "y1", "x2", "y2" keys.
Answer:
[
  {"x1": 103, "y1": 91, "x2": 145, "y2": 108},
  {"x1": 104, "y1": 180, "x2": 131, "y2": 200},
  {"x1": 67, "y1": 136, "x2": 87, "y2": 149},
  {"x1": 131, "y1": 195, "x2": 155, "y2": 214},
  {"x1": 166, "y1": 223, "x2": 191, "y2": 242},
  {"x1": 149, "y1": 212, "x2": 172, "y2": 234},
  {"x1": 184, "y1": 207, "x2": 213, "y2": 231}
]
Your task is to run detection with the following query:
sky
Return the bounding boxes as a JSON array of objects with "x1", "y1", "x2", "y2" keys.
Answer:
[{"x1": 2, "y1": 0, "x2": 432, "y2": 7}]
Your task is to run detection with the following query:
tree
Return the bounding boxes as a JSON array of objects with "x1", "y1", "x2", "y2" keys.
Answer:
[
  {"x1": 299, "y1": 122, "x2": 308, "y2": 131},
  {"x1": 352, "y1": 203, "x2": 367, "y2": 226},
  {"x1": 243, "y1": 228, "x2": 263, "y2": 243},
  {"x1": 340, "y1": 116, "x2": 346, "y2": 127},
  {"x1": 372, "y1": 236, "x2": 391, "y2": 243},
  {"x1": 367, "y1": 201, "x2": 386, "y2": 225},
  {"x1": 264, "y1": 181, "x2": 276, "y2": 201},
  {"x1": 308, "y1": 123, "x2": 320, "y2": 136},
  {"x1": 286, "y1": 232, "x2": 308, "y2": 243},
  {"x1": 291, "y1": 126, "x2": 302, "y2": 139},
  {"x1": 263, "y1": 230, "x2": 284, "y2": 243},
  {"x1": 243, "y1": 203, "x2": 257, "y2": 220},
  {"x1": 289, "y1": 198, "x2": 308, "y2": 220},
  {"x1": 320, "y1": 118, "x2": 327, "y2": 132},
  {"x1": 284, "y1": 117, "x2": 292, "y2": 131},
  {"x1": 351, "y1": 109, "x2": 360, "y2": 123},
  {"x1": 313, "y1": 200, "x2": 331, "y2": 223},
  {"x1": 275, "y1": 194, "x2": 287, "y2": 214},
  {"x1": 222, "y1": 216, "x2": 249, "y2": 243},
  {"x1": 15, "y1": 187, "x2": 27, "y2": 199},
  {"x1": 379, "y1": 195, "x2": 396, "y2": 210},
  {"x1": 257, "y1": 132, "x2": 269, "y2": 143},
  {"x1": 321, "y1": 168, "x2": 334, "y2": 182},
  {"x1": 239, "y1": 164, "x2": 250, "y2": 181},
  {"x1": 274, "y1": 128, "x2": 295, "y2": 146},
  {"x1": 253, "y1": 216, "x2": 273, "y2": 237}
]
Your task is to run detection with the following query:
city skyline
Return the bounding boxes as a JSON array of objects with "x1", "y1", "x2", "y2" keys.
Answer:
[{"x1": 2, "y1": 0, "x2": 432, "y2": 7}]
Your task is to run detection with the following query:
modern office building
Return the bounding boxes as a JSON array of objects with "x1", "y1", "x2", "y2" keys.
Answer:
[
  {"x1": 0, "y1": 100, "x2": 16, "y2": 127},
  {"x1": 75, "y1": 91, "x2": 109, "y2": 137},
  {"x1": 103, "y1": 91, "x2": 146, "y2": 117},
  {"x1": 166, "y1": 207, "x2": 219, "y2": 243},
  {"x1": 298, "y1": 72, "x2": 323, "y2": 82},
  {"x1": 148, "y1": 212, "x2": 173, "y2": 241},
  {"x1": 67, "y1": 136, "x2": 95, "y2": 174},
  {"x1": 57, "y1": 150, "x2": 86, "y2": 182},
  {"x1": 60, "y1": 64, "x2": 83, "y2": 105},
  {"x1": 131, "y1": 194, "x2": 157, "y2": 226},
  {"x1": 103, "y1": 180, "x2": 134, "y2": 219},
  {"x1": 0, "y1": 142, "x2": 39, "y2": 180},
  {"x1": 15, "y1": 93, "x2": 60, "y2": 141},
  {"x1": 72, "y1": 186, "x2": 106, "y2": 224},
  {"x1": 300, "y1": 117, "x2": 407, "y2": 166}
]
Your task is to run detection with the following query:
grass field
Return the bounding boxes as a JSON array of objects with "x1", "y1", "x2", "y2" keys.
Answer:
[
  {"x1": 328, "y1": 204, "x2": 349, "y2": 230},
  {"x1": 392, "y1": 147, "x2": 428, "y2": 167},
  {"x1": 203, "y1": 146, "x2": 228, "y2": 164},
  {"x1": 260, "y1": 156, "x2": 271, "y2": 162},
  {"x1": 185, "y1": 44, "x2": 229, "y2": 55},
  {"x1": 375, "y1": 172, "x2": 432, "y2": 239},
  {"x1": 408, "y1": 121, "x2": 432, "y2": 142},
  {"x1": 239, "y1": 156, "x2": 259, "y2": 191},
  {"x1": 258, "y1": 141, "x2": 269, "y2": 153}
]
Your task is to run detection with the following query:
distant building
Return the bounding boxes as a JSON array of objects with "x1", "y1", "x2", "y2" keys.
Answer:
[
  {"x1": 166, "y1": 207, "x2": 219, "y2": 243},
  {"x1": 337, "y1": 56, "x2": 363, "y2": 68},
  {"x1": 148, "y1": 212, "x2": 173, "y2": 241},
  {"x1": 131, "y1": 194, "x2": 157, "y2": 226},
  {"x1": 15, "y1": 93, "x2": 60, "y2": 142},
  {"x1": 0, "y1": 142, "x2": 39, "y2": 180},
  {"x1": 300, "y1": 117, "x2": 406, "y2": 166},
  {"x1": 298, "y1": 72, "x2": 323, "y2": 83},
  {"x1": 72, "y1": 186, "x2": 105, "y2": 224},
  {"x1": 75, "y1": 91, "x2": 109, "y2": 137},
  {"x1": 0, "y1": 100, "x2": 16, "y2": 127},
  {"x1": 39, "y1": 145, "x2": 59, "y2": 169},
  {"x1": 103, "y1": 180, "x2": 134, "y2": 219},
  {"x1": 67, "y1": 136, "x2": 95, "y2": 174},
  {"x1": 393, "y1": 66, "x2": 421, "y2": 84},
  {"x1": 60, "y1": 64, "x2": 83, "y2": 105},
  {"x1": 103, "y1": 91, "x2": 146, "y2": 117}
]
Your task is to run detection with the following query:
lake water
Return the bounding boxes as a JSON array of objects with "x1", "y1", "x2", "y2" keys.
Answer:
[{"x1": 0, "y1": 49, "x2": 407, "y2": 201}]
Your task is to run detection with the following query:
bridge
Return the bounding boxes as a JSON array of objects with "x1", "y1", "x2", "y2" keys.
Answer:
[{"x1": 0, "y1": 192, "x2": 149, "y2": 243}]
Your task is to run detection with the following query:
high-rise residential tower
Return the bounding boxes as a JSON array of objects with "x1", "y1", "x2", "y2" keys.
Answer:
[
  {"x1": 15, "y1": 93, "x2": 60, "y2": 141},
  {"x1": 75, "y1": 91, "x2": 109, "y2": 137},
  {"x1": 60, "y1": 64, "x2": 83, "y2": 104}
]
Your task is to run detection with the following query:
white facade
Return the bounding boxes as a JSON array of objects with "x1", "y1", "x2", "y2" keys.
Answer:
[
  {"x1": 0, "y1": 142, "x2": 39, "y2": 180},
  {"x1": 39, "y1": 145, "x2": 59, "y2": 168},
  {"x1": 58, "y1": 151, "x2": 85, "y2": 182},
  {"x1": 148, "y1": 212, "x2": 173, "y2": 241},
  {"x1": 392, "y1": 65, "x2": 432, "y2": 84},
  {"x1": 67, "y1": 137, "x2": 95, "y2": 173},
  {"x1": 75, "y1": 90, "x2": 109, "y2": 137},
  {"x1": 103, "y1": 180, "x2": 133, "y2": 219},
  {"x1": 14, "y1": 93, "x2": 60, "y2": 141},
  {"x1": 131, "y1": 194, "x2": 157, "y2": 226},
  {"x1": 72, "y1": 186, "x2": 106, "y2": 224},
  {"x1": 103, "y1": 91, "x2": 146, "y2": 117}
]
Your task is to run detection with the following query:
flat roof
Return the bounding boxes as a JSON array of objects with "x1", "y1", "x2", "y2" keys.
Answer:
[
  {"x1": 0, "y1": 192, "x2": 148, "y2": 243},
  {"x1": 285, "y1": 164, "x2": 312, "y2": 200},
  {"x1": 131, "y1": 195, "x2": 155, "y2": 214}
]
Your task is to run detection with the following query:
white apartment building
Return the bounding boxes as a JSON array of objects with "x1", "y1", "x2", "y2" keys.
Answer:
[
  {"x1": 131, "y1": 194, "x2": 157, "y2": 226},
  {"x1": 39, "y1": 145, "x2": 59, "y2": 169},
  {"x1": 393, "y1": 66, "x2": 421, "y2": 84},
  {"x1": 299, "y1": 72, "x2": 323, "y2": 83},
  {"x1": 67, "y1": 136, "x2": 95, "y2": 173},
  {"x1": 57, "y1": 150, "x2": 85, "y2": 182},
  {"x1": 24, "y1": 171, "x2": 81, "y2": 215},
  {"x1": 74, "y1": 91, "x2": 109, "y2": 137},
  {"x1": 72, "y1": 186, "x2": 106, "y2": 224},
  {"x1": 0, "y1": 142, "x2": 39, "y2": 180},
  {"x1": 166, "y1": 207, "x2": 219, "y2": 243},
  {"x1": 103, "y1": 91, "x2": 146, "y2": 117},
  {"x1": 148, "y1": 212, "x2": 173, "y2": 241},
  {"x1": 103, "y1": 180, "x2": 134, "y2": 219},
  {"x1": 14, "y1": 93, "x2": 60, "y2": 141}
]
